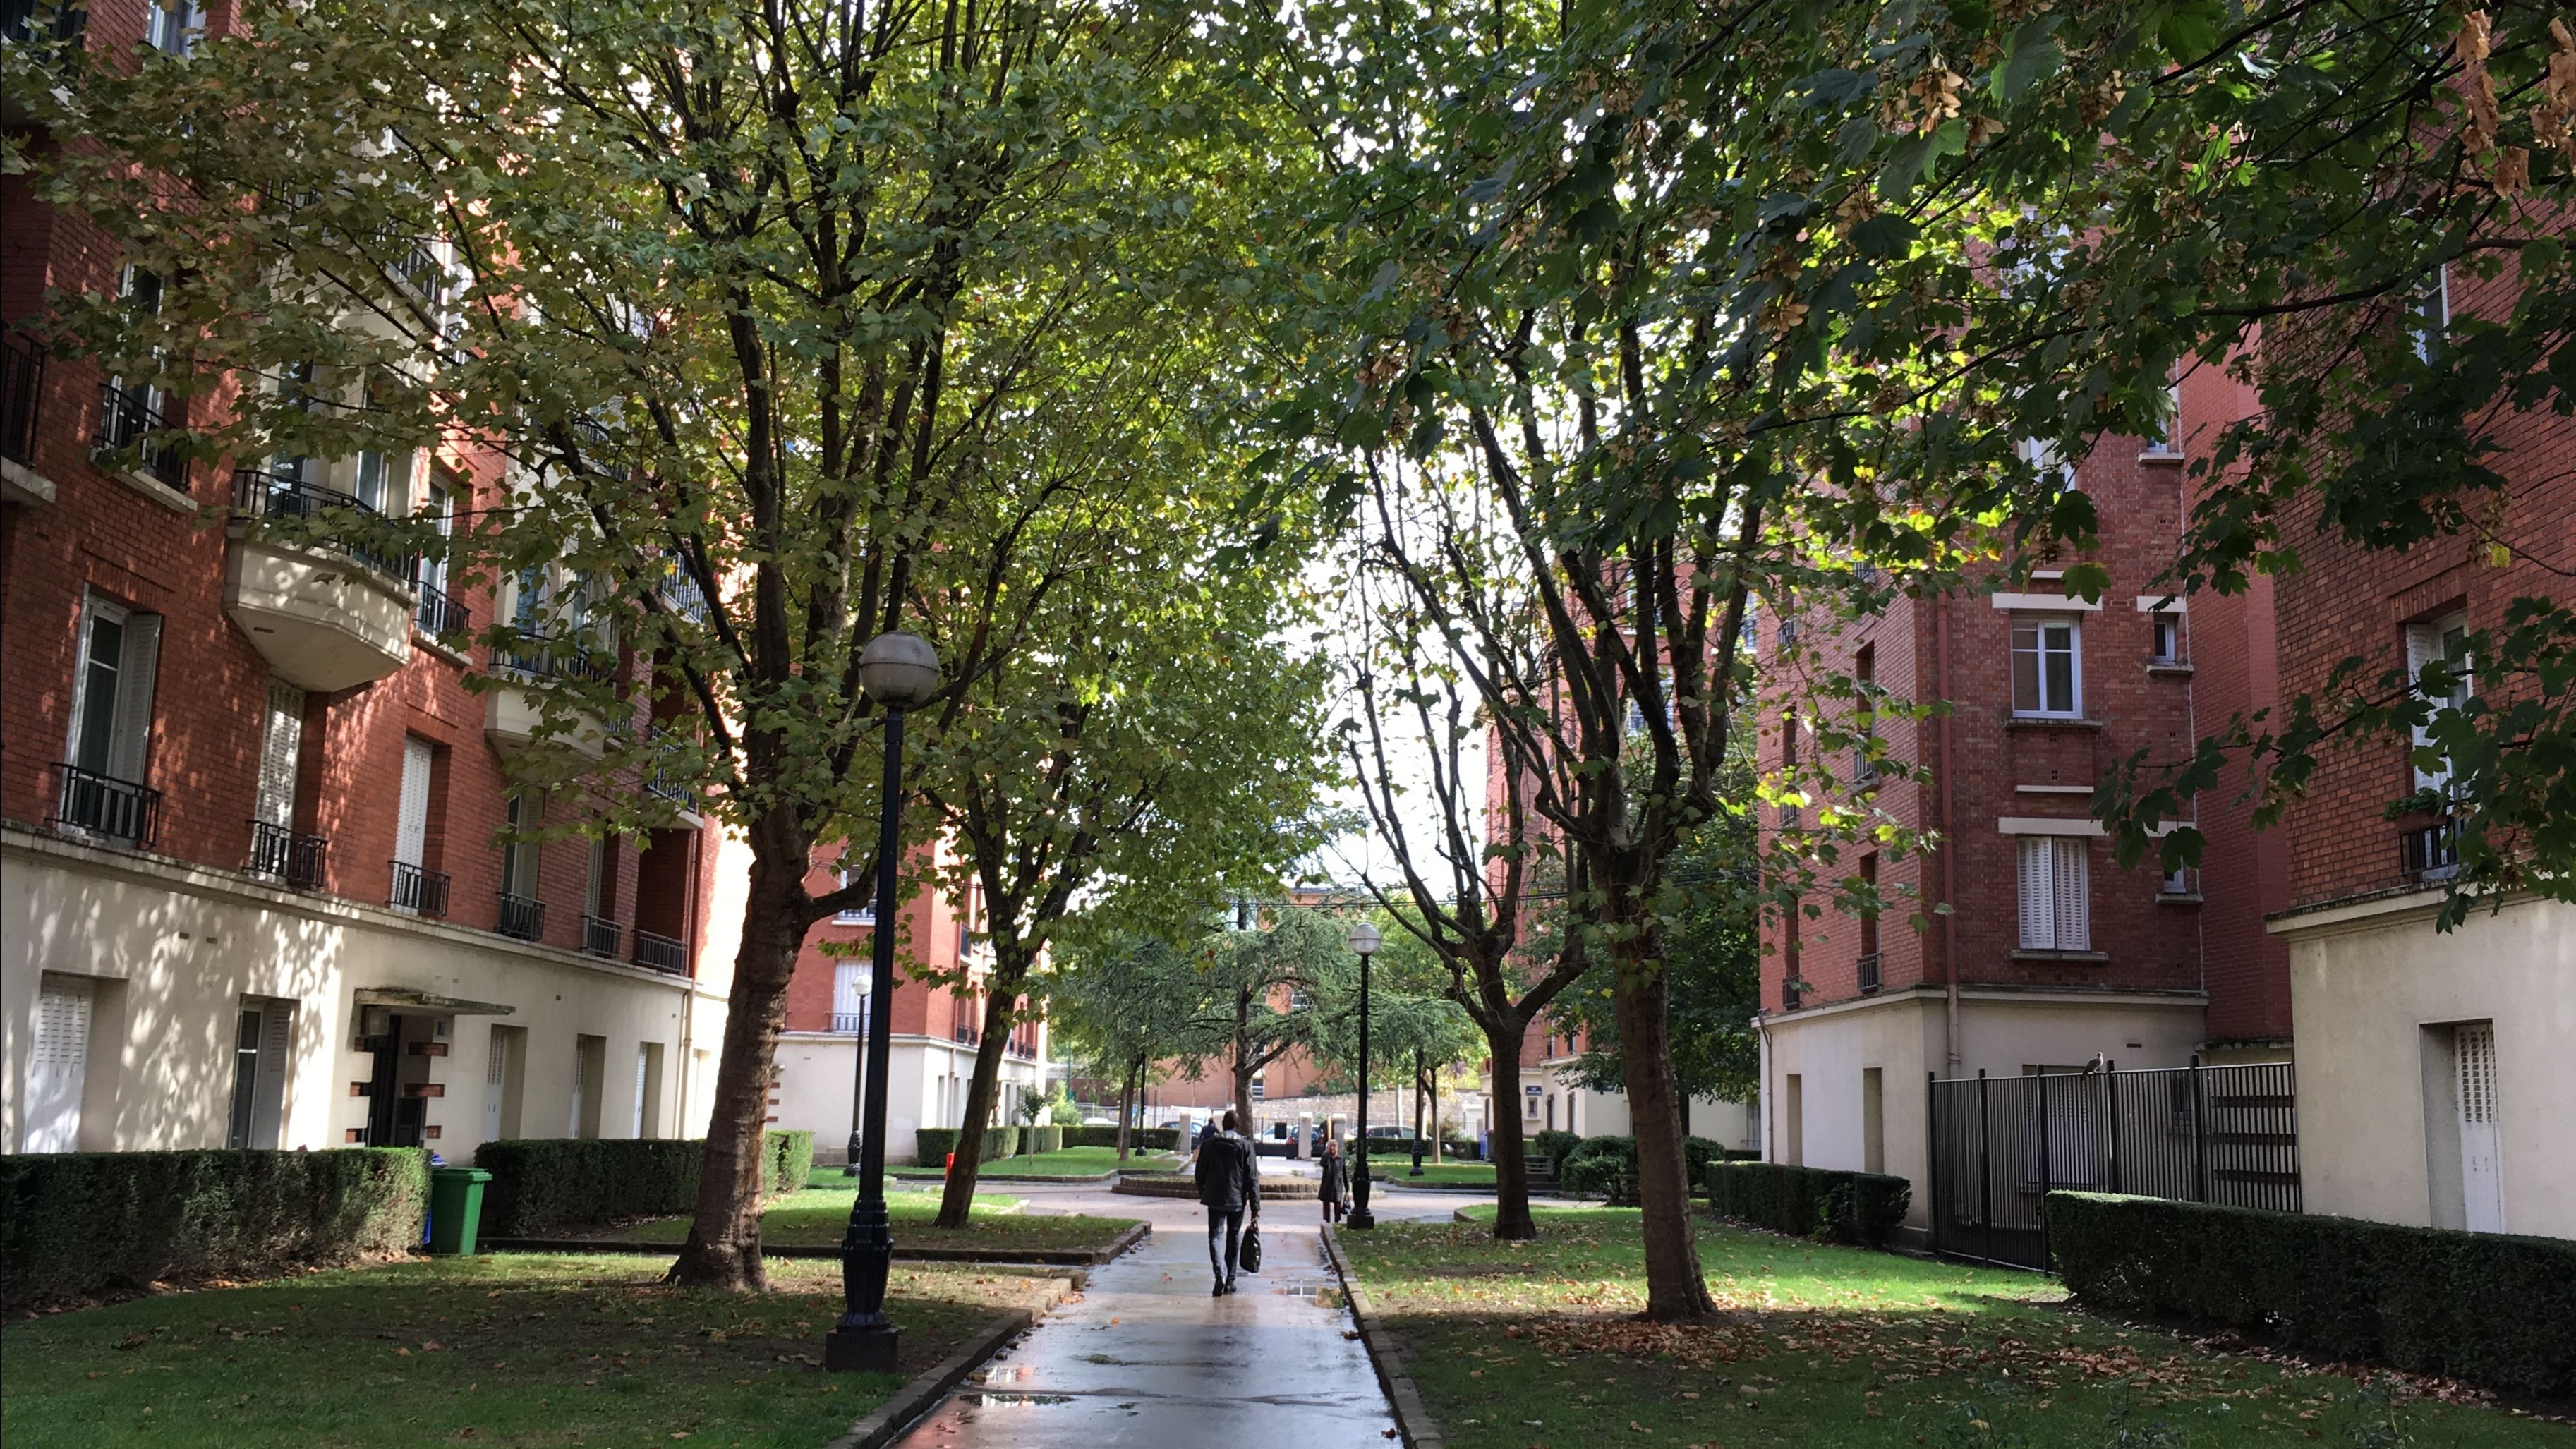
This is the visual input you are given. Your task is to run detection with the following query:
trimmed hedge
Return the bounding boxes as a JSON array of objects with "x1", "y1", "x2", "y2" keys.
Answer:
[
  {"x1": 1530, "y1": 1129, "x2": 1583, "y2": 1177},
  {"x1": 1706, "y1": 1160, "x2": 1911, "y2": 1246},
  {"x1": 912, "y1": 1124, "x2": 1022, "y2": 1168},
  {"x1": 1560, "y1": 1135, "x2": 1638, "y2": 1199},
  {"x1": 2049, "y1": 1193, "x2": 2576, "y2": 1398},
  {"x1": 474, "y1": 1132, "x2": 809, "y2": 1237},
  {"x1": 1060, "y1": 1126, "x2": 1180, "y2": 1151},
  {"x1": 1, "y1": 1148, "x2": 428, "y2": 1307},
  {"x1": 1027, "y1": 1126, "x2": 1064, "y2": 1155}
]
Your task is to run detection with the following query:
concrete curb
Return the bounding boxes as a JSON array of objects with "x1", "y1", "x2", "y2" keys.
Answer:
[
  {"x1": 482, "y1": 1220, "x2": 1151, "y2": 1268},
  {"x1": 1320, "y1": 1224, "x2": 1447, "y2": 1449},
  {"x1": 887, "y1": 1170, "x2": 1121, "y2": 1186},
  {"x1": 819, "y1": 1273, "x2": 1082, "y2": 1449}
]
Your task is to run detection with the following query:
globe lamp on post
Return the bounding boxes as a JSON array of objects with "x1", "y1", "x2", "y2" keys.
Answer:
[
  {"x1": 824, "y1": 631, "x2": 940, "y2": 1374},
  {"x1": 1346, "y1": 921, "x2": 1381, "y2": 1230}
]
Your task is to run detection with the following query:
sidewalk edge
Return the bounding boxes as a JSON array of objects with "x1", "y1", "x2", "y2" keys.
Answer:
[
  {"x1": 821, "y1": 1273, "x2": 1080, "y2": 1449},
  {"x1": 1320, "y1": 1223, "x2": 1448, "y2": 1449}
]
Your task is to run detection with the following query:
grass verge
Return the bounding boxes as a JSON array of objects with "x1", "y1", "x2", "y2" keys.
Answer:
[
  {"x1": 887, "y1": 1146, "x2": 1180, "y2": 1179},
  {"x1": 0, "y1": 1253, "x2": 1063, "y2": 1448},
  {"x1": 1355, "y1": 1159, "x2": 1496, "y2": 1187},
  {"x1": 602, "y1": 1187, "x2": 1140, "y2": 1256},
  {"x1": 1341, "y1": 1207, "x2": 2562, "y2": 1449}
]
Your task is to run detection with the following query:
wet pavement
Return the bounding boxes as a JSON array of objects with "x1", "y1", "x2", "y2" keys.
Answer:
[{"x1": 892, "y1": 1168, "x2": 1465, "y2": 1447}]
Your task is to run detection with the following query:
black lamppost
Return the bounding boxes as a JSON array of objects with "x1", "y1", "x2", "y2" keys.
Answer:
[
  {"x1": 824, "y1": 630, "x2": 941, "y2": 1374},
  {"x1": 1346, "y1": 921, "x2": 1381, "y2": 1229}
]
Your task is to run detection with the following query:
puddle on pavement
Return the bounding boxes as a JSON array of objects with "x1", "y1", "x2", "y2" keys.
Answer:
[{"x1": 965, "y1": 1393, "x2": 1076, "y2": 1409}]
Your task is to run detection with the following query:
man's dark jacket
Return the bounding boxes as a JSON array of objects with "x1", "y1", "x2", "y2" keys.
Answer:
[{"x1": 1195, "y1": 1131, "x2": 1262, "y2": 1212}]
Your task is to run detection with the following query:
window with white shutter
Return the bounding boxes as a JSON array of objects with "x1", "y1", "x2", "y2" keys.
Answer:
[
  {"x1": 632, "y1": 1046, "x2": 650, "y2": 1138},
  {"x1": 66, "y1": 594, "x2": 162, "y2": 798},
  {"x1": 26, "y1": 976, "x2": 95, "y2": 1152},
  {"x1": 2016, "y1": 836, "x2": 2091, "y2": 951},
  {"x1": 2455, "y1": 1022, "x2": 2504, "y2": 1233},
  {"x1": 2010, "y1": 614, "x2": 2083, "y2": 717},
  {"x1": 833, "y1": 963, "x2": 868, "y2": 1033},
  {"x1": 255, "y1": 678, "x2": 306, "y2": 827},
  {"x1": 224, "y1": 997, "x2": 298, "y2": 1149},
  {"x1": 2405, "y1": 612, "x2": 2470, "y2": 796},
  {"x1": 394, "y1": 737, "x2": 433, "y2": 868}
]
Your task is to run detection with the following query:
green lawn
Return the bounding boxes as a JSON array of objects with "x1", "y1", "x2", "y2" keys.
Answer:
[
  {"x1": 605, "y1": 1187, "x2": 1141, "y2": 1256},
  {"x1": 1341, "y1": 1208, "x2": 2563, "y2": 1449},
  {"x1": 887, "y1": 1145, "x2": 1180, "y2": 1179},
  {"x1": 1355, "y1": 1158, "x2": 1495, "y2": 1187},
  {"x1": 0, "y1": 1253, "x2": 1065, "y2": 1448}
]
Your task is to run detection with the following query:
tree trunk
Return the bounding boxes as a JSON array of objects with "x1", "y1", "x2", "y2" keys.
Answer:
[
  {"x1": 669, "y1": 837, "x2": 809, "y2": 1290},
  {"x1": 935, "y1": 984, "x2": 1022, "y2": 1228},
  {"x1": 1115, "y1": 1057, "x2": 1138, "y2": 1162},
  {"x1": 1484, "y1": 1033, "x2": 1538, "y2": 1240},
  {"x1": 1232, "y1": 1053, "x2": 1255, "y2": 1144},
  {"x1": 1611, "y1": 940, "x2": 1717, "y2": 1319}
]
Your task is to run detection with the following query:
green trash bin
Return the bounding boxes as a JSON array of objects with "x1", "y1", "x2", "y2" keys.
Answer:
[{"x1": 427, "y1": 1167, "x2": 492, "y2": 1255}]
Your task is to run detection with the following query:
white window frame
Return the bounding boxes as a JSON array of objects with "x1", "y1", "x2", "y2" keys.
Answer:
[
  {"x1": 2405, "y1": 610, "x2": 2471, "y2": 796},
  {"x1": 2150, "y1": 610, "x2": 2183, "y2": 665},
  {"x1": 2016, "y1": 834, "x2": 2092, "y2": 951},
  {"x1": 66, "y1": 591, "x2": 161, "y2": 795},
  {"x1": 835, "y1": 866, "x2": 877, "y2": 924},
  {"x1": 2020, "y1": 437, "x2": 2078, "y2": 492},
  {"x1": 2410, "y1": 265, "x2": 2450, "y2": 362},
  {"x1": 145, "y1": 0, "x2": 198, "y2": 56},
  {"x1": 2010, "y1": 612, "x2": 2085, "y2": 718}
]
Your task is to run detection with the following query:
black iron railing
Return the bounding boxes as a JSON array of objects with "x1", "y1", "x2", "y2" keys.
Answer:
[
  {"x1": 50, "y1": 763, "x2": 161, "y2": 845},
  {"x1": 389, "y1": 859, "x2": 450, "y2": 917},
  {"x1": 830, "y1": 1010, "x2": 868, "y2": 1033},
  {"x1": 247, "y1": 819, "x2": 328, "y2": 888},
  {"x1": 1, "y1": 333, "x2": 41, "y2": 466},
  {"x1": 492, "y1": 632, "x2": 615, "y2": 686},
  {"x1": 1856, "y1": 951, "x2": 1882, "y2": 995},
  {"x1": 231, "y1": 466, "x2": 410, "y2": 578},
  {"x1": 581, "y1": 914, "x2": 622, "y2": 959},
  {"x1": 496, "y1": 890, "x2": 546, "y2": 942},
  {"x1": 1779, "y1": 974, "x2": 1801, "y2": 1011},
  {"x1": 97, "y1": 384, "x2": 188, "y2": 490},
  {"x1": 2402, "y1": 818, "x2": 2460, "y2": 882},
  {"x1": 1928, "y1": 1059, "x2": 2302, "y2": 1271},
  {"x1": 414, "y1": 578, "x2": 470, "y2": 637},
  {"x1": 632, "y1": 928, "x2": 688, "y2": 974}
]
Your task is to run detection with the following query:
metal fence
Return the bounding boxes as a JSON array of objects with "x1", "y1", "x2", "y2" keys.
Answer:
[{"x1": 1928, "y1": 1060, "x2": 2299, "y2": 1271}]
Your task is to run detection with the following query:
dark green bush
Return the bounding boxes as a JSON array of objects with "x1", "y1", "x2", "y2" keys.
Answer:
[
  {"x1": 0, "y1": 1148, "x2": 428, "y2": 1307},
  {"x1": 1060, "y1": 1126, "x2": 1181, "y2": 1151},
  {"x1": 1026, "y1": 1126, "x2": 1064, "y2": 1156},
  {"x1": 475, "y1": 1132, "x2": 808, "y2": 1237},
  {"x1": 2048, "y1": 1193, "x2": 2576, "y2": 1398},
  {"x1": 1560, "y1": 1136, "x2": 1639, "y2": 1199},
  {"x1": 1705, "y1": 1160, "x2": 1911, "y2": 1246},
  {"x1": 913, "y1": 1125, "x2": 1018, "y2": 1168}
]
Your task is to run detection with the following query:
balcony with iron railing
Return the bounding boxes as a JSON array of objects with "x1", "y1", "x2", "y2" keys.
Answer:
[
  {"x1": 389, "y1": 859, "x2": 450, "y2": 917},
  {"x1": 413, "y1": 577, "x2": 471, "y2": 638},
  {"x1": 3, "y1": 0, "x2": 90, "y2": 49},
  {"x1": 830, "y1": 1011, "x2": 869, "y2": 1034},
  {"x1": 632, "y1": 928, "x2": 689, "y2": 974},
  {"x1": 247, "y1": 820, "x2": 328, "y2": 890},
  {"x1": 223, "y1": 464, "x2": 417, "y2": 692},
  {"x1": 1856, "y1": 951, "x2": 1882, "y2": 995},
  {"x1": 2402, "y1": 816, "x2": 2460, "y2": 884},
  {"x1": 483, "y1": 631, "x2": 615, "y2": 758},
  {"x1": 582, "y1": 914, "x2": 623, "y2": 959},
  {"x1": 49, "y1": 763, "x2": 161, "y2": 847},
  {"x1": 95, "y1": 383, "x2": 189, "y2": 492},
  {"x1": 496, "y1": 891, "x2": 546, "y2": 942}
]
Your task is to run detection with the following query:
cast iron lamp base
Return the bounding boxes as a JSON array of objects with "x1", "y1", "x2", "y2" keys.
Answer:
[{"x1": 823, "y1": 1323, "x2": 900, "y2": 1373}]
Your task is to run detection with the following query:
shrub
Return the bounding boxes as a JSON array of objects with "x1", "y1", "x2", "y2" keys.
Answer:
[
  {"x1": 1059, "y1": 1125, "x2": 1180, "y2": 1151},
  {"x1": 1025, "y1": 1126, "x2": 1064, "y2": 1156},
  {"x1": 1705, "y1": 1160, "x2": 1911, "y2": 1246},
  {"x1": 1559, "y1": 1135, "x2": 1639, "y2": 1199},
  {"x1": 2048, "y1": 1193, "x2": 2576, "y2": 1398},
  {"x1": 0, "y1": 1148, "x2": 428, "y2": 1307},
  {"x1": 475, "y1": 1132, "x2": 809, "y2": 1237},
  {"x1": 913, "y1": 1125, "x2": 1020, "y2": 1168}
]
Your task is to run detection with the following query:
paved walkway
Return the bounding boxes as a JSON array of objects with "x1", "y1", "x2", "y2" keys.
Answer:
[{"x1": 892, "y1": 1170, "x2": 1463, "y2": 1448}]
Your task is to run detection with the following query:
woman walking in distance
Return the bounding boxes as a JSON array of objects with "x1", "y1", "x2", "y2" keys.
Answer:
[
  {"x1": 1317, "y1": 1136, "x2": 1350, "y2": 1225},
  {"x1": 1193, "y1": 1110, "x2": 1261, "y2": 1295}
]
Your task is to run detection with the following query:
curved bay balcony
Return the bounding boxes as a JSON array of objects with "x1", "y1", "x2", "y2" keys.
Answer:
[
  {"x1": 224, "y1": 468, "x2": 415, "y2": 692},
  {"x1": 482, "y1": 633, "x2": 613, "y2": 758}
]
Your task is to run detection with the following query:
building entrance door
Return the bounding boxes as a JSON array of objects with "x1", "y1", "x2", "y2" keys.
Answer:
[{"x1": 2455, "y1": 1023, "x2": 2504, "y2": 1233}]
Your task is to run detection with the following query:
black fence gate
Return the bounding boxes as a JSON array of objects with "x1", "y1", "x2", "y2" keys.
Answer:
[{"x1": 1927, "y1": 1060, "x2": 2299, "y2": 1271}]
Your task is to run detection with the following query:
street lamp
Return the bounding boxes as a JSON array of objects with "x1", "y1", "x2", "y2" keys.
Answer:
[
  {"x1": 1410, "y1": 1045, "x2": 1427, "y2": 1177},
  {"x1": 824, "y1": 630, "x2": 941, "y2": 1375},
  {"x1": 1346, "y1": 921, "x2": 1381, "y2": 1230}
]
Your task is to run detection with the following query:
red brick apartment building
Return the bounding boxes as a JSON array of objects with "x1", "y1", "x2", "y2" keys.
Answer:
[
  {"x1": 1761, "y1": 255, "x2": 2574, "y2": 1242},
  {"x1": 2, "y1": 0, "x2": 727, "y2": 1159}
]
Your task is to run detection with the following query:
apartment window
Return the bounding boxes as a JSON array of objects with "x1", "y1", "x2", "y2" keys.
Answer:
[
  {"x1": 2010, "y1": 614, "x2": 2083, "y2": 717},
  {"x1": 145, "y1": 0, "x2": 198, "y2": 55},
  {"x1": 2020, "y1": 437, "x2": 2076, "y2": 492},
  {"x1": 572, "y1": 1034, "x2": 606, "y2": 1139},
  {"x1": 416, "y1": 476, "x2": 457, "y2": 625},
  {"x1": 2016, "y1": 835, "x2": 2091, "y2": 951},
  {"x1": 2150, "y1": 610, "x2": 2184, "y2": 665},
  {"x1": 835, "y1": 866, "x2": 876, "y2": 924},
  {"x1": 1851, "y1": 645, "x2": 1877, "y2": 782},
  {"x1": 352, "y1": 449, "x2": 407, "y2": 514},
  {"x1": 225, "y1": 997, "x2": 295, "y2": 1150},
  {"x1": 253, "y1": 677, "x2": 304, "y2": 830},
  {"x1": 502, "y1": 794, "x2": 542, "y2": 896},
  {"x1": 1856, "y1": 854, "x2": 1880, "y2": 959},
  {"x1": 391, "y1": 736, "x2": 440, "y2": 913},
  {"x1": 25, "y1": 974, "x2": 97, "y2": 1153},
  {"x1": 2161, "y1": 864, "x2": 2196, "y2": 897},
  {"x1": 832, "y1": 963, "x2": 869, "y2": 1033},
  {"x1": 1250, "y1": 1076, "x2": 1267, "y2": 1101},
  {"x1": 634, "y1": 1043, "x2": 665, "y2": 1139},
  {"x1": 2143, "y1": 379, "x2": 2182, "y2": 455},
  {"x1": 61, "y1": 593, "x2": 163, "y2": 841},
  {"x1": 2409, "y1": 265, "x2": 2450, "y2": 361},
  {"x1": 483, "y1": 1024, "x2": 526, "y2": 1141},
  {"x1": 2405, "y1": 610, "x2": 2470, "y2": 796}
]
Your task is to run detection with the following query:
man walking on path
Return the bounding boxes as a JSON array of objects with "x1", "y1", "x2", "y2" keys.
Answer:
[{"x1": 1195, "y1": 1109, "x2": 1261, "y2": 1296}]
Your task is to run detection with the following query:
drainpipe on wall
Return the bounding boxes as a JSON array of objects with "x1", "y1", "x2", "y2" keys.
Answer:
[
  {"x1": 1937, "y1": 590, "x2": 1962, "y2": 1077},
  {"x1": 1755, "y1": 1012, "x2": 1774, "y2": 1162}
]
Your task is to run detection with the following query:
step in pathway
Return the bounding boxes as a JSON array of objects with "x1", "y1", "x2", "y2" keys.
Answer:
[{"x1": 892, "y1": 1191, "x2": 1398, "y2": 1447}]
